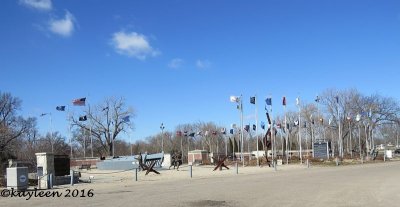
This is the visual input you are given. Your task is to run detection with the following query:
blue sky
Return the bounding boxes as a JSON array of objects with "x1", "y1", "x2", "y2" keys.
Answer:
[{"x1": 1, "y1": 0, "x2": 400, "y2": 142}]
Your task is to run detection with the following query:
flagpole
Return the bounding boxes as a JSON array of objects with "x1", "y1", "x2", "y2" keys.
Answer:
[
  {"x1": 67, "y1": 104, "x2": 73, "y2": 158},
  {"x1": 49, "y1": 113, "x2": 54, "y2": 153},
  {"x1": 269, "y1": 95, "x2": 274, "y2": 166},
  {"x1": 130, "y1": 128, "x2": 133, "y2": 156},
  {"x1": 255, "y1": 95, "x2": 259, "y2": 167},
  {"x1": 284, "y1": 98, "x2": 288, "y2": 165},
  {"x1": 240, "y1": 95, "x2": 244, "y2": 167},
  {"x1": 298, "y1": 97, "x2": 302, "y2": 164}
]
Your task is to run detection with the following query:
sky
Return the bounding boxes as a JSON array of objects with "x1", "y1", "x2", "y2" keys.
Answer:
[{"x1": 1, "y1": 0, "x2": 400, "y2": 143}]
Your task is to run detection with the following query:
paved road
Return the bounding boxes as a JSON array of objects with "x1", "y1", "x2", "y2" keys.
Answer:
[{"x1": 1, "y1": 162, "x2": 399, "y2": 207}]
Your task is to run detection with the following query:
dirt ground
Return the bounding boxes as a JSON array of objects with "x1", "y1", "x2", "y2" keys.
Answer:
[{"x1": 1, "y1": 161, "x2": 399, "y2": 207}]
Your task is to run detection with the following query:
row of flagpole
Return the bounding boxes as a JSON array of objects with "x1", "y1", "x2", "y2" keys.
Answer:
[
  {"x1": 230, "y1": 94, "x2": 380, "y2": 164},
  {"x1": 46, "y1": 97, "x2": 132, "y2": 159}
]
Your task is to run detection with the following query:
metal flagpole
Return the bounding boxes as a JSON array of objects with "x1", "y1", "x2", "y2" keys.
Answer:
[
  {"x1": 297, "y1": 97, "x2": 302, "y2": 164},
  {"x1": 349, "y1": 119, "x2": 352, "y2": 158},
  {"x1": 67, "y1": 104, "x2": 73, "y2": 158},
  {"x1": 255, "y1": 95, "x2": 259, "y2": 166},
  {"x1": 130, "y1": 128, "x2": 133, "y2": 156},
  {"x1": 240, "y1": 95, "x2": 244, "y2": 167},
  {"x1": 49, "y1": 113, "x2": 54, "y2": 153},
  {"x1": 284, "y1": 100, "x2": 288, "y2": 165}
]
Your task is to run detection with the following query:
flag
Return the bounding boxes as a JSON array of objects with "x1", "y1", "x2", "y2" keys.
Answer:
[
  {"x1": 315, "y1": 96, "x2": 320, "y2": 103},
  {"x1": 230, "y1": 96, "x2": 240, "y2": 103},
  {"x1": 221, "y1": 128, "x2": 226, "y2": 134},
  {"x1": 347, "y1": 114, "x2": 352, "y2": 121},
  {"x1": 266, "y1": 112, "x2": 271, "y2": 124},
  {"x1": 176, "y1": 131, "x2": 182, "y2": 136},
  {"x1": 265, "y1": 98, "x2": 272, "y2": 106},
  {"x1": 282, "y1": 96, "x2": 286, "y2": 106},
  {"x1": 244, "y1": 125, "x2": 250, "y2": 132},
  {"x1": 250, "y1": 96, "x2": 256, "y2": 104},
  {"x1": 252, "y1": 124, "x2": 256, "y2": 131},
  {"x1": 56, "y1": 106, "x2": 66, "y2": 111},
  {"x1": 40, "y1": 113, "x2": 48, "y2": 117},
  {"x1": 261, "y1": 122, "x2": 265, "y2": 130},
  {"x1": 296, "y1": 97, "x2": 300, "y2": 106},
  {"x1": 230, "y1": 129, "x2": 234, "y2": 134},
  {"x1": 102, "y1": 107, "x2": 109, "y2": 111},
  {"x1": 122, "y1": 116, "x2": 130, "y2": 123},
  {"x1": 79, "y1": 115, "x2": 87, "y2": 121},
  {"x1": 73, "y1": 97, "x2": 86, "y2": 106},
  {"x1": 356, "y1": 114, "x2": 361, "y2": 122}
]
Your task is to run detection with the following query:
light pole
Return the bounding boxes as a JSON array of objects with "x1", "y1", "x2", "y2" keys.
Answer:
[{"x1": 160, "y1": 123, "x2": 165, "y2": 153}]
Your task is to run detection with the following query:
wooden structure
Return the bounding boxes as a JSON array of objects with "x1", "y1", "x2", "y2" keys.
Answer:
[{"x1": 212, "y1": 156, "x2": 229, "y2": 171}]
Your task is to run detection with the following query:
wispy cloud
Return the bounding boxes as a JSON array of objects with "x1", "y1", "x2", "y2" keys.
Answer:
[
  {"x1": 111, "y1": 31, "x2": 159, "y2": 60},
  {"x1": 168, "y1": 58, "x2": 184, "y2": 69},
  {"x1": 48, "y1": 11, "x2": 75, "y2": 37},
  {"x1": 19, "y1": 0, "x2": 52, "y2": 11},
  {"x1": 196, "y1": 59, "x2": 211, "y2": 69}
]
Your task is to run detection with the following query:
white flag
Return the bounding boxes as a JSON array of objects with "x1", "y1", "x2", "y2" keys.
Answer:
[
  {"x1": 356, "y1": 114, "x2": 361, "y2": 122},
  {"x1": 296, "y1": 97, "x2": 300, "y2": 105},
  {"x1": 230, "y1": 96, "x2": 239, "y2": 103}
]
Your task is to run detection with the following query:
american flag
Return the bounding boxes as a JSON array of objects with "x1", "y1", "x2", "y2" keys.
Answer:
[{"x1": 72, "y1": 97, "x2": 86, "y2": 106}]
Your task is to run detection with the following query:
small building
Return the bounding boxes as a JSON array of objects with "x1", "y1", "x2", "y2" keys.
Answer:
[{"x1": 188, "y1": 150, "x2": 208, "y2": 165}]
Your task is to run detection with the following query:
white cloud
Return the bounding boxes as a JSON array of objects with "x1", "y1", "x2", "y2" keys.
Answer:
[
  {"x1": 48, "y1": 11, "x2": 75, "y2": 37},
  {"x1": 196, "y1": 59, "x2": 211, "y2": 69},
  {"x1": 168, "y1": 58, "x2": 184, "y2": 69},
  {"x1": 111, "y1": 31, "x2": 159, "y2": 60},
  {"x1": 20, "y1": 0, "x2": 52, "y2": 11}
]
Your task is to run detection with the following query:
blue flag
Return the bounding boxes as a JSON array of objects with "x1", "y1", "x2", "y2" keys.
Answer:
[
  {"x1": 122, "y1": 116, "x2": 130, "y2": 122},
  {"x1": 56, "y1": 106, "x2": 66, "y2": 111},
  {"x1": 265, "y1": 98, "x2": 272, "y2": 106},
  {"x1": 261, "y1": 122, "x2": 265, "y2": 130}
]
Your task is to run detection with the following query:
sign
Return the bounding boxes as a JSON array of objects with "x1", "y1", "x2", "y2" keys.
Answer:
[
  {"x1": 37, "y1": 166, "x2": 43, "y2": 177},
  {"x1": 19, "y1": 175, "x2": 27, "y2": 183},
  {"x1": 313, "y1": 142, "x2": 329, "y2": 159}
]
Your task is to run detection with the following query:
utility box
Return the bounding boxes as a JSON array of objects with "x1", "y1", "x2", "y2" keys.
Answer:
[
  {"x1": 36, "y1": 152, "x2": 55, "y2": 189},
  {"x1": 7, "y1": 167, "x2": 29, "y2": 190}
]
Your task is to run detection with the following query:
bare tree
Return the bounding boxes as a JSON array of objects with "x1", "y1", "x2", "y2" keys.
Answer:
[
  {"x1": 71, "y1": 97, "x2": 134, "y2": 157},
  {"x1": 0, "y1": 92, "x2": 36, "y2": 166}
]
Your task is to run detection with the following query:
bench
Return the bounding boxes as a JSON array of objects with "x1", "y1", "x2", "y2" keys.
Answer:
[{"x1": 79, "y1": 164, "x2": 91, "y2": 170}]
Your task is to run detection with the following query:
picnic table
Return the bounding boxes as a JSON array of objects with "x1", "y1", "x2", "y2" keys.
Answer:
[{"x1": 212, "y1": 156, "x2": 229, "y2": 171}]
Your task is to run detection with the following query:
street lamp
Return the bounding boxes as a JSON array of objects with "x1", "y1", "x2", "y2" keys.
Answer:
[{"x1": 160, "y1": 123, "x2": 165, "y2": 152}]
